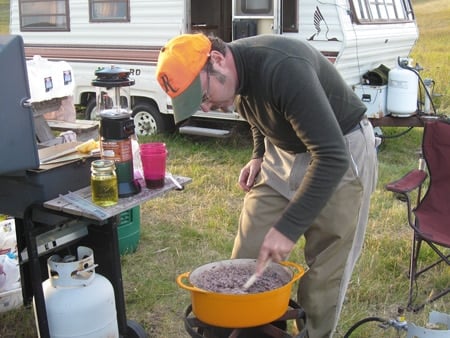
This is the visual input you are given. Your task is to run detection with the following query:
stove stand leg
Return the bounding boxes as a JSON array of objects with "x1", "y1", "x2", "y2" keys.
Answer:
[
  {"x1": 23, "y1": 204, "x2": 51, "y2": 338},
  {"x1": 259, "y1": 324, "x2": 292, "y2": 338},
  {"x1": 83, "y1": 216, "x2": 148, "y2": 338},
  {"x1": 183, "y1": 300, "x2": 306, "y2": 338},
  {"x1": 83, "y1": 216, "x2": 130, "y2": 336}
]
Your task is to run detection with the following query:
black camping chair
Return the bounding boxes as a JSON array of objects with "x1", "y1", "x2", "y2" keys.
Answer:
[{"x1": 385, "y1": 119, "x2": 450, "y2": 312}]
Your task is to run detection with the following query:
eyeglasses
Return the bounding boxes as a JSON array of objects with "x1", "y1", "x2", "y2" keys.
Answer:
[{"x1": 201, "y1": 63, "x2": 211, "y2": 104}]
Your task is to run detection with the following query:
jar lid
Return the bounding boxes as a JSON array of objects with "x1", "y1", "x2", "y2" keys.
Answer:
[{"x1": 92, "y1": 159, "x2": 116, "y2": 170}]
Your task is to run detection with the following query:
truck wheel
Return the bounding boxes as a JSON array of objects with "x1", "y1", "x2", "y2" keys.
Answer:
[
  {"x1": 133, "y1": 104, "x2": 172, "y2": 136},
  {"x1": 84, "y1": 98, "x2": 100, "y2": 120}
]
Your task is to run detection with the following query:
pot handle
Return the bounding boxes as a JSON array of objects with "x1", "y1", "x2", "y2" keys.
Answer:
[
  {"x1": 280, "y1": 261, "x2": 305, "y2": 283},
  {"x1": 176, "y1": 272, "x2": 209, "y2": 294}
]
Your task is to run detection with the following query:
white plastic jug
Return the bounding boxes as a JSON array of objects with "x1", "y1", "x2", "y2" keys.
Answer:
[{"x1": 387, "y1": 60, "x2": 418, "y2": 117}]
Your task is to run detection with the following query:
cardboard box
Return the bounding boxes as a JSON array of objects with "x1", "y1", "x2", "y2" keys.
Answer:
[{"x1": 354, "y1": 84, "x2": 388, "y2": 118}]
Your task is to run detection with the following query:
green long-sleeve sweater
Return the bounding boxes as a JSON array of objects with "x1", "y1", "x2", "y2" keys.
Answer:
[{"x1": 229, "y1": 35, "x2": 367, "y2": 242}]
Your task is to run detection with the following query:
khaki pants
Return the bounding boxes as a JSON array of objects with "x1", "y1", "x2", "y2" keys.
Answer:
[{"x1": 231, "y1": 119, "x2": 378, "y2": 337}]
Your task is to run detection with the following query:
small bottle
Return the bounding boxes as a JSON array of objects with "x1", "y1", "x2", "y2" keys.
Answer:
[{"x1": 91, "y1": 159, "x2": 118, "y2": 207}]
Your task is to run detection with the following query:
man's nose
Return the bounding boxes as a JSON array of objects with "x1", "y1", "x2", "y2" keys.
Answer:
[{"x1": 200, "y1": 102, "x2": 212, "y2": 112}]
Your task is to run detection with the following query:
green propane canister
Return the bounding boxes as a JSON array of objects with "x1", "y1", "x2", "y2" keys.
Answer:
[{"x1": 117, "y1": 206, "x2": 141, "y2": 255}]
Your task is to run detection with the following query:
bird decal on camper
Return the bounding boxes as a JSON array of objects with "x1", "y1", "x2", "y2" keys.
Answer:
[{"x1": 308, "y1": 6, "x2": 339, "y2": 41}]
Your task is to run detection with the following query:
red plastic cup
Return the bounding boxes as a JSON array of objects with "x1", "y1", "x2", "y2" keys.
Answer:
[
  {"x1": 140, "y1": 143, "x2": 167, "y2": 189},
  {"x1": 140, "y1": 142, "x2": 166, "y2": 155}
]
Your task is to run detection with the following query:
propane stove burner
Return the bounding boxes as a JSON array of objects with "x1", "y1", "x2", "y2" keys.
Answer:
[{"x1": 184, "y1": 299, "x2": 305, "y2": 338}]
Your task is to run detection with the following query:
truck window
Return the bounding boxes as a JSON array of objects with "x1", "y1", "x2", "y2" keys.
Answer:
[
  {"x1": 350, "y1": 0, "x2": 415, "y2": 23},
  {"x1": 19, "y1": 0, "x2": 69, "y2": 31},
  {"x1": 89, "y1": 0, "x2": 130, "y2": 22}
]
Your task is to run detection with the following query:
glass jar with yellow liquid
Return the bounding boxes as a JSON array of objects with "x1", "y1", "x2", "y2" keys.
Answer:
[{"x1": 91, "y1": 159, "x2": 118, "y2": 207}]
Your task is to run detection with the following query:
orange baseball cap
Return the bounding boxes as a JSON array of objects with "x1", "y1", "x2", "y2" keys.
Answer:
[{"x1": 156, "y1": 34, "x2": 211, "y2": 123}]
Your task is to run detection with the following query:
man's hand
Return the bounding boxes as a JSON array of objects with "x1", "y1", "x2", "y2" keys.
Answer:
[
  {"x1": 238, "y1": 158, "x2": 263, "y2": 192},
  {"x1": 255, "y1": 228, "x2": 295, "y2": 275}
]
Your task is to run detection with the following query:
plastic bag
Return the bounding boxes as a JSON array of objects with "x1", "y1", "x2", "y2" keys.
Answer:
[
  {"x1": 131, "y1": 135, "x2": 144, "y2": 180},
  {"x1": 0, "y1": 218, "x2": 16, "y2": 255},
  {"x1": 0, "y1": 254, "x2": 20, "y2": 292}
]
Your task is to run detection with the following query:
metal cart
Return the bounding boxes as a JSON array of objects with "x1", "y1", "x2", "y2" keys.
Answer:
[{"x1": 10, "y1": 175, "x2": 190, "y2": 338}]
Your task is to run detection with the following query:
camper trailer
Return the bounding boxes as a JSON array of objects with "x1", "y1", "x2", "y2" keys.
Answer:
[{"x1": 10, "y1": 0, "x2": 418, "y2": 136}]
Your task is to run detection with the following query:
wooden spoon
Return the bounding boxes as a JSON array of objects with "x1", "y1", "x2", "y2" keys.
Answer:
[{"x1": 242, "y1": 259, "x2": 272, "y2": 291}]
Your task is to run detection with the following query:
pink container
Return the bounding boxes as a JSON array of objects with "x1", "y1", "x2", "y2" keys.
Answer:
[
  {"x1": 139, "y1": 143, "x2": 167, "y2": 189},
  {"x1": 140, "y1": 142, "x2": 166, "y2": 155}
]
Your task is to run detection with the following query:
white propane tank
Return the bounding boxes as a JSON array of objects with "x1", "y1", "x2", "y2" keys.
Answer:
[
  {"x1": 35, "y1": 246, "x2": 119, "y2": 338},
  {"x1": 387, "y1": 58, "x2": 419, "y2": 117}
]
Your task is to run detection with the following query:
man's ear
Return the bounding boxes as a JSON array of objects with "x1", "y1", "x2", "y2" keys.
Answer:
[{"x1": 210, "y1": 50, "x2": 225, "y2": 66}]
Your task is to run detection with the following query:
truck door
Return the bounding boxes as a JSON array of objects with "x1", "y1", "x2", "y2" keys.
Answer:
[{"x1": 232, "y1": 0, "x2": 281, "y2": 40}]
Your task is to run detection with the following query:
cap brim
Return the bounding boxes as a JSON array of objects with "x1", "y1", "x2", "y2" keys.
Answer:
[{"x1": 172, "y1": 75, "x2": 202, "y2": 124}]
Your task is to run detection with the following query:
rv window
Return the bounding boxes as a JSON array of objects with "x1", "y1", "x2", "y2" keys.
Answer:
[
  {"x1": 235, "y1": 0, "x2": 273, "y2": 16},
  {"x1": 89, "y1": 0, "x2": 130, "y2": 22},
  {"x1": 243, "y1": 0, "x2": 271, "y2": 14},
  {"x1": 19, "y1": 0, "x2": 69, "y2": 32},
  {"x1": 350, "y1": 0, "x2": 415, "y2": 23}
]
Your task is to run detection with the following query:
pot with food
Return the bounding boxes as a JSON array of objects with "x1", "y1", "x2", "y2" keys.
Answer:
[{"x1": 176, "y1": 259, "x2": 305, "y2": 328}]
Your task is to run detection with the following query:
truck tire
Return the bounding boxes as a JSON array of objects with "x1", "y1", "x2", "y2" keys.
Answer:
[
  {"x1": 84, "y1": 98, "x2": 100, "y2": 120},
  {"x1": 132, "y1": 103, "x2": 173, "y2": 136}
]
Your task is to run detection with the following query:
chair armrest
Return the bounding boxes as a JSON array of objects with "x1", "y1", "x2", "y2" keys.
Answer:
[{"x1": 385, "y1": 169, "x2": 428, "y2": 194}]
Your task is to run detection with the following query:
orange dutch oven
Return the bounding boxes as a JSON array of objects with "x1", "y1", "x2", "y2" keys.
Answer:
[{"x1": 176, "y1": 259, "x2": 305, "y2": 328}]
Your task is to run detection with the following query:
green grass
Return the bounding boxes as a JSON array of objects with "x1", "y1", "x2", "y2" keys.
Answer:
[
  {"x1": 409, "y1": 0, "x2": 450, "y2": 115},
  {"x1": 3, "y1": 129, "x2": 449, "y2": 337},
  {"x1": 0, "y1": 0, "x2": 8, "y2": 34},
  {"x1": 1, "y1": 0, "x2": 449, "y2": 337}
]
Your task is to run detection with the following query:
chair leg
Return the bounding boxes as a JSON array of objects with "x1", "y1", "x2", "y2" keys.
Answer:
[
  {"x1": 423, "y1": 241, "x2": 450, "y2": 269},
  {"x1": 407, "y1": 235, "x2": 450, "y2": 312},
  {"x1": 407, "y1": 235, "x2": 421, "y2": 311}
]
